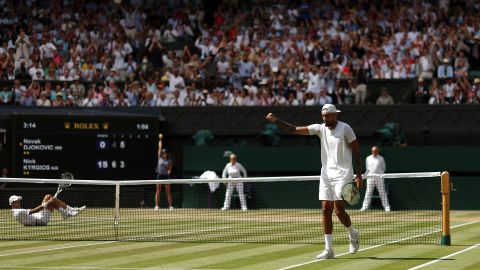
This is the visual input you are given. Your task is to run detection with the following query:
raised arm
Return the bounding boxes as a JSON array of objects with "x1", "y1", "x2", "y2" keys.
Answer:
[
  {"x1": 158, "y1": 134, "x2": 163, "y2": 157},
  {"x1": 265, "y1": 113, "x2": 310, "y2": 135}
]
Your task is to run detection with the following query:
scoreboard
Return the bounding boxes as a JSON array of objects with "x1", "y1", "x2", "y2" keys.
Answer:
[{"x1": 11, "y1": 114, "x2": 159, "y2": 180}]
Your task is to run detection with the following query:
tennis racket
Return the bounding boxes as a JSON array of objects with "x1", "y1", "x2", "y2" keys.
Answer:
[
  {"x1": 341, "y1": 182, "x2": 360, "y2": 205},
  {"x1": 341, "y1": 170, "x2": 370, "y2": 206},
  {"x1": 54, "y1": 172, "x2": 74, "y2": 198}
]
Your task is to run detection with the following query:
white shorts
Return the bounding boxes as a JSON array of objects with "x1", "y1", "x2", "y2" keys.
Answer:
[{"x1": 319, "y1": 178, "x2": 350, "y2": 201}]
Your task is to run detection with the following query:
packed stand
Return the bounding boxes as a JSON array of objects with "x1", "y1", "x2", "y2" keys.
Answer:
[{"x1": 1, "y1": 0, "x2": 480, "y2": 107}]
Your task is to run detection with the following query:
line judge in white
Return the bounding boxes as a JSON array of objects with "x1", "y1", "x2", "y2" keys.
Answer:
[
  {"x1": 221, "y1": 154, "x2": 248, "y2": 211},
  {"x1": 266, "y1": 104, "x2": 362, "y2": 260},
  {"x1": 360, "y1": 146, "x2": 391, "y2": 212}
]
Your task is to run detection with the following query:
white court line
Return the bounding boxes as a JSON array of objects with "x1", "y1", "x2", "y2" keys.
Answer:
[
  {"x1": 408, "y1": 243, "x2": 480, "y2": 270},
  {"x1": 0, "y1": 241, "x2": 117, "y2": 257},
  {"x1": 0, "y1": 226, "x2": 231, "y2": 257},
  {"x1": 278, "y1": 220, "x2": 480, "y2": 270}
]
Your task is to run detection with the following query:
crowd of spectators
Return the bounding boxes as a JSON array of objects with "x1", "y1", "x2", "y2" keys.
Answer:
[{"x1": 1, "y1": 0, "x2": 480, "y2": 107}]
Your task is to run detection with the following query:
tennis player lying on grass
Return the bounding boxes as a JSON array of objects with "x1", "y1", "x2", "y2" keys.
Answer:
[{"x1": 9, "y1": 194, "x2": 85, "y2": 226}]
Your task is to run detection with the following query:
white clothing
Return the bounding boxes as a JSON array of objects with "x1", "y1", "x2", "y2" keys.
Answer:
[
  {"x1": 216, "y1": 60, "x2": 230, "y2": 78},
  {"x1": 366, "y1": 154, "x2": 385, "y2": 174},
  {"x1": 361, "y1": 154, "x2": 390, "y2": 210},
  {"x1": 222, "y1": 162, "x2": 248, "y2": 210},
  {"x1": 223, "y1": 182, "x2": 247, "y2": 210},
  {"x1": 12, "y1": 209, "x2": 51, "y2": 226},
  {"x1": 29, "y1": 66, "x2": 44, "y2": 80},
  {"x1": 355, "y1": 84, "x2": 367, "y2": 104},
  {"x1": 319, "y1": 178, "x2": 348, "y2": 201},
  {"x1": 307, "y1": 72, "x2": 321, "y2": 94},
  {"x1": 222, "y1": 162, "x2": 247, "y2": 179},
  {"x1": 169, "y1": 97, "x2": 185, "y2": 106},
  {"x1": 39, "y1": 42, "x2": 57, "y2": 59},
  {"x1": 244, "y1": 85, "x2": 258, "y2": 95},
  {"x1": 308, "y1": 121, "x2": 356, "y2": 201},
  {"x1": 82, "y1": 97, "x2": 99, "y2": 107}
]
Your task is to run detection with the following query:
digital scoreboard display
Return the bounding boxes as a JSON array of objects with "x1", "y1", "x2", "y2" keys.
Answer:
[{"x1": 11, "y1": 114, "x2": 159, "y2": 180}]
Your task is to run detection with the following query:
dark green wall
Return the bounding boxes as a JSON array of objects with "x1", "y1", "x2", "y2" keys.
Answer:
[
  {"x1": 183, "y1": 146, "x2": 479, "y2": 210},
  {"x1": 183, "y1": 146, "x2": 480, "y2": 174},
  {"x1": 450, "y1": 177, "x2": 480, "y2": 210}
]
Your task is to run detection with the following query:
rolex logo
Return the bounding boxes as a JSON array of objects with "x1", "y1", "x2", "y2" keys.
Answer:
[
  {"x1": 64, "y1": 122, "x2": 71, "y2": 129},
  {"x1": 102, "y1": 122, "x2": 109, "y2": 130}
]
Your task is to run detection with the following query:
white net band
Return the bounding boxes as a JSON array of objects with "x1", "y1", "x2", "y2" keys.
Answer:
[
  {"x1": 1, "y1": 172, "x2": 441, "y2": 185},
  {"x1": 1, "y1": 172, "x2": 441, "y2": 186}
]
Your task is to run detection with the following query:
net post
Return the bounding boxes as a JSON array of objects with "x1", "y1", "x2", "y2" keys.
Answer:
[
  {"x1": 114, "y1": 182, "x2": 120, "y2": 239},
  {"x1": 441, "y1": 171, "x2": 451, "y2": 246}
]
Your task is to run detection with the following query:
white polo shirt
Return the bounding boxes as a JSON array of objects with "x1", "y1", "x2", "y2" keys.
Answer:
[
  {"x1": 12, "y1": 209, "x2": 51, "y2": 226},
  {"x1": 366, "y1": 154, "x2": 386, "y2": 174},
  {"x1": 308, "y1": 121, "x2": 356, "y2": 182},
  {"x1": 222, "y1": 162, "x2": 247, "y2": 179}
]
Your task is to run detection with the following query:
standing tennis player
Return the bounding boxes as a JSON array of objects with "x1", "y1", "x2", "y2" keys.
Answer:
[
  {"x1": 9, "y1": 194, "x2": 85, "y2": 226},
  {"x1": 266, "y1": 104, "x2": 362, "y2": 259}
]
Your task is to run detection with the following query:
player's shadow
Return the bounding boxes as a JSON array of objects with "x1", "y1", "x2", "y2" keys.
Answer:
[{"x1": 337, "y1": 257, "x2": 454, "y2": 261}]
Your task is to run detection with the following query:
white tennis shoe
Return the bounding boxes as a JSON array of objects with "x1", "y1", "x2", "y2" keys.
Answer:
[
  {"x1": 221, "y1": 206, "x2": 228, "y2": 211},
  {"x1": 59, "y1": 208, "x2": 79, "y2": 219},
  {"x1": 74, "y1": 206, "x2": 86, "y2": 212},
  {"x1": 316, "y1": 249, "x2": 335, "y2": 259},
  {"x1": 349, "y1": 229, "x2": 360, "y2": 254}
]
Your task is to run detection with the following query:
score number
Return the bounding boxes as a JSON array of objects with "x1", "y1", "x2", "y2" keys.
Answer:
[
  {"x1": 97, "y1": 140, "x2": 126, "y2": 149},
  {"x1": 96, "y1": 138, "x2": 127, "y2": 169},
  {"x1": 97, "y1": 160, "x2": 125, "y2": 169}
]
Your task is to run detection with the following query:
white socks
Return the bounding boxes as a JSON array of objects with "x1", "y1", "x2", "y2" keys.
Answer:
[{"x1": 324, "y1": 234, "x2": 333, "y2": 251}]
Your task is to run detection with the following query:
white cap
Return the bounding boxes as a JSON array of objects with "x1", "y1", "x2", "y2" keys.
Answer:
[
  {"x1": 9, "y1": 195, "x2": 22, "y2": 205},
  {"x1": 321, "y1": 104, "x2": 341, "y2": 115}
]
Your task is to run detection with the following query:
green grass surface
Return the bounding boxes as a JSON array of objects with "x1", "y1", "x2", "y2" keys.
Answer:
[
  {"x1": 0, "y1": 208, "x2": 441, "y2": 244},
  {"x1": 0, "y1": 211, "x2": 478, "y2": 269}
]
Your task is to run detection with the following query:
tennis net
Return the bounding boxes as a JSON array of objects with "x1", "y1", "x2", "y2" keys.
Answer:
[{"x1": 0, "y1": 172, "x2": 447, "y2": 244}]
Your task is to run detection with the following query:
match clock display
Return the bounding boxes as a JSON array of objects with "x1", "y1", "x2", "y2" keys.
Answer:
[{"x1": 11, "y1": 114, "x2": 159, "y2": 180}]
